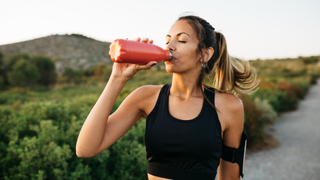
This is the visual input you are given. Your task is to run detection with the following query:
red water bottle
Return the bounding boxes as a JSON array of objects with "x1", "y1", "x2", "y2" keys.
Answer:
[{"x1": 109, "y1": 39, "x2": 172, "y2": 64}]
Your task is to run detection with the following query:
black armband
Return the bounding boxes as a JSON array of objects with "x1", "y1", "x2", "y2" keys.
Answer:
[{"x1": 221, "y1": 131, "x2": 247, "y2": 178}]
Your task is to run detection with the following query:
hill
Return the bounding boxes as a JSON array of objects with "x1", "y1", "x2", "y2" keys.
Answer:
[{"x1": 0, "y1": 34, "x2": 112, "y2": 75}]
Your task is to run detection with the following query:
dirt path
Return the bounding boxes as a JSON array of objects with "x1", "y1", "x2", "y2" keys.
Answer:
[{"x1": 243, "y1": 79, "x2": 320, "y2": 180}]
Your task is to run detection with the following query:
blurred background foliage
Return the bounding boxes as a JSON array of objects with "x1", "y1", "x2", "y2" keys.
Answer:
[{"x1": 0, "y1": 51, "x2": 319, "y2": 179}]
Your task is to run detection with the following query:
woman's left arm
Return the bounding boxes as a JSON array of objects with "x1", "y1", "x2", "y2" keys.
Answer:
[{"x1": 217, "y1": 94, "x2": 244, "y2": 180}]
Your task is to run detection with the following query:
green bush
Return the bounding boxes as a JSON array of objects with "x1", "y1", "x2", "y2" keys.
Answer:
[
  {"x1": 63, "y1": 68, "x2": 85, "y2": 84},
  {"x1": 242, "y1": 96, "x2": 264, "y2": 144},
  {"x1": 6, "y1": 120, "x2": 72, "y2": 180},
  {"x1": 0, "y1": 94, "x2": 147, "y2": 180},
  {"x1": 7, "y1": 59, "x2": 40, "y2": 87},
  {"x1": 300, "y1": 56, "x2": 319, "y2": 64},
  {"x1": 2, "y1": 54, "x2": 57, "y2": 88},
  {"x1": 251, "y1": 79, "x2": 310, "y2": 113},
  {"x1": 5, "y1": 54, "x2": 30, "y2": 72},
  {"x1": 254, "y1": 98, "x2": 278, "y2": 124},
  {"x1": 242, "y1": 96, "x2": 277, "y2": 144},
  {"x1": 31, "y1": 56, "x2": 57, "y2": 86},
  {"x1": 310, "y1": 73, "x2": 320, "y2": 84}
]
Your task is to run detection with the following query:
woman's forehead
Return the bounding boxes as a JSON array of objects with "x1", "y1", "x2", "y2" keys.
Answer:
[{"x1": 167, "y1": 20, "x2": 196, "y2": 38}]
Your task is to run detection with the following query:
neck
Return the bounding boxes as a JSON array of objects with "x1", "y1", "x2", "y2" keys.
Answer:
[{"x1": 171, "y1": 72, "x2": 203, "y2": 100}]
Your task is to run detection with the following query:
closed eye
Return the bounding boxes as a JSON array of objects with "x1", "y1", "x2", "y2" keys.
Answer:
[{"x1": 166, "y1": 40, "x2": 186, "y2": 45}]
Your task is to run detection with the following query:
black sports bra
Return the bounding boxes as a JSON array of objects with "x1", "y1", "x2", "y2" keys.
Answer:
[{"x1": 145, "y1": 84, "x2": 222, "y2": 180}]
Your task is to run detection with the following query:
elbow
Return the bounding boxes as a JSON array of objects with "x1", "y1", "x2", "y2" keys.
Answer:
[
  {"x1": 76, "y1": 146, "x2": 95, "y2": 158},
  {"x1": 76, "y1": 150, "x2": 94, "y2": 158},
  {"x1": 76, "y1": 151, "x2": 91, "y2": 158}
]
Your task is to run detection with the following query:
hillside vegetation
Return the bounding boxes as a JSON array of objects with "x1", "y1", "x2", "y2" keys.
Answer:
[
  {"x1": 0, "y1": 49, "x2": 319, "y2": 179},
  {"x1": 0, "y1": 34, "x2": 112, "y2": 75}
]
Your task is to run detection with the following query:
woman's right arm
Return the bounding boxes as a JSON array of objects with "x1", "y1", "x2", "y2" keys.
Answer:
[{"x1": 76, "y1": 38, "x2": 157, "y2": 158}]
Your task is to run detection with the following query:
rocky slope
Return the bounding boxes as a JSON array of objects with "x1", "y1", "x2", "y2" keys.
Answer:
[{"x1": 0, "y1": 34, "x2": 112, "y2": 75}]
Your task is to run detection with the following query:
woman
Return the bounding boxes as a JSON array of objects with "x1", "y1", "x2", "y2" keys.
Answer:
[{"x1": 76, "y1": 15, "x2": 258, "y2": 180}]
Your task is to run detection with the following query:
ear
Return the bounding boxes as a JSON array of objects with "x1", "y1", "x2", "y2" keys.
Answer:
[{"x1": 203, "y1": 47, "x2": 214, "y2": 63}]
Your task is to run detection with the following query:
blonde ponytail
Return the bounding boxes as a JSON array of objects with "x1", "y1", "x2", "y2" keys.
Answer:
[
  {"x1": 178, "y1": 15, "x2": 259, "y2": 96},
  {"x1": 213, "y1": 32, "x2": 259, "y2": 95}
]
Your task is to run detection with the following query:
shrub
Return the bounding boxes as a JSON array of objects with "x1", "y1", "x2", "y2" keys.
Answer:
[
  {"x1": 254, "y1": 98, "x2": 278, "y2": 125},
  {"x1": 310, "y1": 73, "x2": 320, "y2": 84},
  {"x1": 242, "y1": 96, "x2": 278, "y2": 145},
  {"x1": 5, "y1": 54, "x2": 30, "y2": 72},
  {"x1": 7, "y1": 59, "x2": 40, "y2": 87},
  {"x1": 6, "y1": 120, "x2": 72, "y2": 180},
  {"x1": 0, "y1": 94, "x2": 147, "y2": 180},
  {"x1": 31, "y1": 56, "x2": 57, "y2": 86},
  {"x1": 301, "y1": 56, "x2": 319, "y2": 64},
  {"x1": 252, "y1": 79, "x2": 309, "y2": 113},
  {"x1": 242, "y1": 96, "x2": 264, "y2": 144},
  {"x1": 63, "y1": 68, "x2": 85, "y2": 84}
]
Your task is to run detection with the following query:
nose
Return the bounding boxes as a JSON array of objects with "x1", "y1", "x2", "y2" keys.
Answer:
[{"x1": 165, "y1": 41, "x2": 176, "y2": 51}]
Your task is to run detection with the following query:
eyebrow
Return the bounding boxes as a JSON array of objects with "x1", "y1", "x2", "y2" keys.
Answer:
[{"x1": 166, "y1": 32, "x2": 190, "y2": 38}]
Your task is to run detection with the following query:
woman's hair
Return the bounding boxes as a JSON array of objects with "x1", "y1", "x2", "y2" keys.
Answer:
[{"x1": 178, "y1": 15, "x2": 259, "y2": 96}]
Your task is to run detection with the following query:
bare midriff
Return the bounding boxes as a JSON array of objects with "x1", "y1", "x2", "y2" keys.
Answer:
[{"x1": 148, "y1": 173, "x2": 173, "y2": 180}]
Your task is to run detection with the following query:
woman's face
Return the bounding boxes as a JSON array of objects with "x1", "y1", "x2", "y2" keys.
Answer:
[{"x1": 165, "y1": 20, "x2": 202, "y2": 74}]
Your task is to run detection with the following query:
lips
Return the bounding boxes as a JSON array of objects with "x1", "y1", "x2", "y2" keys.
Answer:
[{"x1": 170, "y1": 57, "x2": 177, "y2": 61}]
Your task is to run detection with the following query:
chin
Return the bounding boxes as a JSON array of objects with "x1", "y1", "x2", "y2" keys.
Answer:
[
  {"x1": 166, "y1": 68, "x2": 174, "y2": 73},
  {"x1": 165, "y1": 64, "x2": 175, "y2": 73}
]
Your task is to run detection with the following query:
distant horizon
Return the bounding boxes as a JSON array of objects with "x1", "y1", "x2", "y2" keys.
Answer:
[
  {"x1": 1, "y1": 33, "x2": 319, "y2": 61},
  {"x1": 1, "y1": 0, "x2": 319, "y2": 60}
]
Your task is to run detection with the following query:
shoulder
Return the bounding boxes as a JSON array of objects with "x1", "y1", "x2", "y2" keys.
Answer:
[
  {"x1": 127, "y1": 85, "x2": 163, "y2": 103},
  {"x1": 215, "y1": 91, "x2": 243, "y2": 113},
  {"x1": 215, "y1": 91, "x2": 244, "y2": 150},
  {"x1": 132, "y1": 85, "x2": 163, "y2": 98},
  {"x1": 215, "y1": 91, "x2": 244, "y2": 130},
  {"x1": 128, "y1": 85, "x2": 164, "y2": 117}
]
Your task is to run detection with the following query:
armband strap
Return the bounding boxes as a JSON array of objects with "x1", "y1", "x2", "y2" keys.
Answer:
[{"x1": 221, "y1": 131, "x2": 247, "y2": 178}]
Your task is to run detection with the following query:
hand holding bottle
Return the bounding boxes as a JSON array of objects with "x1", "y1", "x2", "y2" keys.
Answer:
[
  {"x1": 110, "y1": 38, "x2": 158, "y2": 82},
  {"x1": 109, "y1": 38, "x2": 172, "y2": 65}
]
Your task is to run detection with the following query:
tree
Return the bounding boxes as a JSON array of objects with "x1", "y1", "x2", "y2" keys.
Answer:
[
  {"x1": 6, "y1": 54, "x2": 57, "y2": 87},
  {"x1": 31, "y1": 56, "x2": 57, "y2": 86},
  {"x1": 7, "y1": 59, "x2": 40, "y2": 87},
  {"x1": 4, "y1": 54, "x2": 31, "y2": 88},
  {"x1": 6, "y1": 54, "x2": 30, "y2": 71}
]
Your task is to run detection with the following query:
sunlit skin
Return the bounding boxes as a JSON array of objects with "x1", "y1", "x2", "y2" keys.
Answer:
[
  {"x1": 76, "y1": 19, "x2": 243, "y2": 180},
  {"x1": 148, "y1": 19, "x2": 243, "y2": 180},
  {"x1": 165, "y1": 20, "x2": 202, "y2": 75}
]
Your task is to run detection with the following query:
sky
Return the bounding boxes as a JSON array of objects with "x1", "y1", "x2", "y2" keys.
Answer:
[{"x1": 0, "y1": 0, "x2": 319, "y2": 60}]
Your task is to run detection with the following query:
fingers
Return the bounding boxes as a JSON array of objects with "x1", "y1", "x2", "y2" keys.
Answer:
[
  {"x1": 141, "y1": 38, "x2": 149, "y2": 43},
  {"x1": 142, "y1": 38, "x2": 153, "y2": 44},
  {"x1": 134, "y1": 37, "x2": 141, "y2": 42},
  {"x1": 136, "y1": 61, "x2": 157, "y2": 71},
  {"x1": 133, "y1": 37, "x2": 153, "y2": 44}
]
